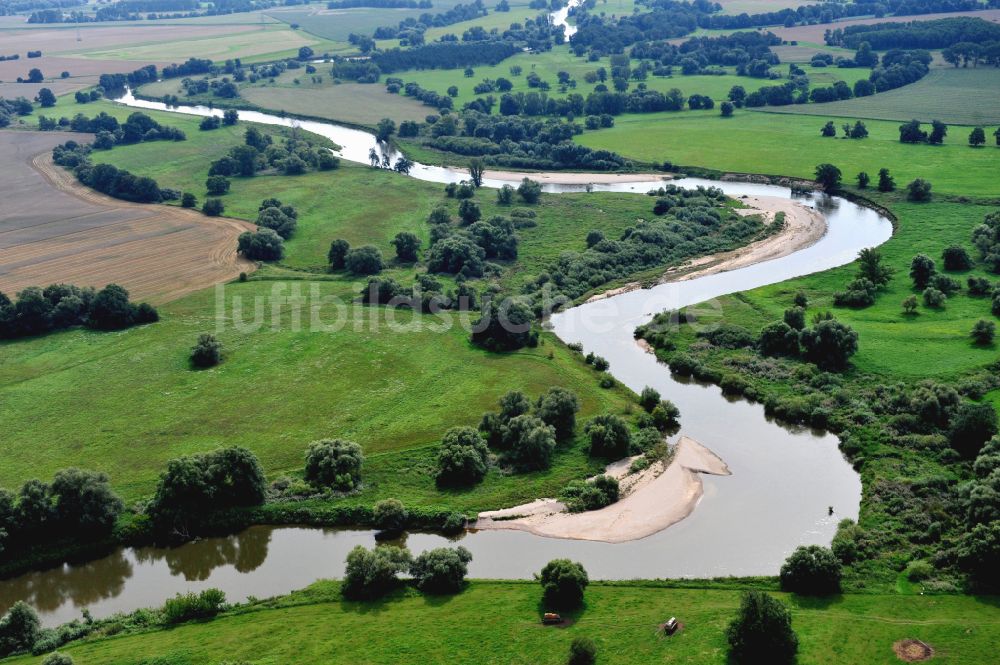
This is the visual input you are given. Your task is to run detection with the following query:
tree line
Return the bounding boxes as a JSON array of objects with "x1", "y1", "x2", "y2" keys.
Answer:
[
  {"x1": 0, "y1": 283, "x2": 157, "y2": 340},
  {"x1": 828, "y1": 16, "x2": 1000, "y2": 50}
]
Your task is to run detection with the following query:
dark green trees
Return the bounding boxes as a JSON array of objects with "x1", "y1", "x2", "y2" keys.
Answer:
[
  {"x1": 538, "y1": 559, "x2": 588, "y2": 609},
  {"x1": 584, "y1": 414, "x2": 631, "y2": 458},
  {"x1": 392, "y1": 231, "x2": 420, "y2": 262},
  {"x1": 471, "y1": 298, "x2": 536, "y2": 351},
  {"x1": 328, "y1": 239, "x2": 350, "y2": 270},
  {"x1": 304, "y1": 439, "x2": 364, "y2": 491},
  {"x1": 0, "y1": 601, "x2": 40, "y2": 657},
  {"x1": 190, "y1": 333, "x2": 222, "y2": 368},
  {"x1": 341, "y1": 545, "x2": 411, "y2": 600},
  {"x1": 799, "y1": 318, "x2": 858, "y2": 371},
  {"x1": 534, "y1": 387, "x2": 580, "y2": 441},
  {"x1": 436, "y1": 426, "x2": 490, "y2": 486},
  {"x1": 779, "y1": 545, "x2": 842, "y2": 594},
  {"x1": 726, "y1": 591, "x2": 798, "y2": 664},
  {"x1": 814, "y1": 163, "x2": 842, "y2": 193},
  {"x1": 409, "y1": 546, "x2": 473, "y2": 593},
  {"x1": 237, "y1": 229, "x2": 284, "y2": 261},
  {"x1": 906, "y1": 178, "x2": 933, "y2": 202},
  {"x1": 345, "y1": 245, "x2": 384, "y2": 275},
  {"x1": 910, "y1": 254, "x2": 937, "y2": 289}
]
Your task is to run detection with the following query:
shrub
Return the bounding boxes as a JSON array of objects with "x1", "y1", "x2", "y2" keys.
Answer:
[
  {"x1": 190, "y1": 333, "x2": 222, "y2": 367},
  {"x1": 968, "y1": 276, "x2": 992, "y2": 296},
  {"x1": 345, "y1": 245, "x2": 384, "y2": 275},
  {"x1": 783, "y1": 307, "x2": 806, "y2": 330},
  {"x1": 205, "y1": 175, "x2": 230, "y2": 195},
  {"x1": 458, "y1": 199, "x2": 481, "y2": 224},
  {"x1": 304, "y1": 439, "x2": 364, "y2": 491},
  {"x1": 256, "y1": 206, "x2": 297, "y2": 239},
  {"x1": 591, "y1": 356, "x2": 610, "y2": 371},
  {"x1": 162, "y1": 588, "x2": 226, "y2": 624},
  {"x1": 799, "y1": 319, "x2": 858, "y2": 371},
  {"x1": 436, "y1": 426, "x2": 490, "y2": 486},
  {"x1": 517, "y1": 177, "x2": 542, "y2": 203},
  {"x1": 910, "y1": 254, "x2": 936, "y2": 289},
  {"x1": 496, "y1": 184, "x2": 514, "y2": 204},
  {"x1": 930, "y1": 273, "x2": 961, "y2": 296},
  {"x1": 759, "y1": 321, "x2": 800, "y2": 356},
  {"x1": 943, "y1": 245, "x2": 972, "y2": 271},
  {"x1": 373, "y1": 498, "x2": 407, "y2": 533},
  {"x1": 0, "y1": 601, "x2": 40, "y2": 658},
  {"x1": 906, "y1": 178, "x2": 932, "y2": 202},
  {"x1": 779, "y1": 545, "x2": 841, "y2": 594},
  {"x1": 923, "y1": 287, "x2": 946, "y2": 308},
  {"x1": 42, "y1": 654, "x2": 74, "y2": 665},
  {"x1": 202, "y1": 198, "x2": 225, "y2": 216},
  {"x1": 585, "y1": 414, "x2": 631, "y2": 458},
  {"x1": 504, "y1": 415, "x2": 556, "y2": 471},
  {"x1": 409, "y1": 546, "x2": 473, "y2": 594},
  {"x1": 328, "y1": 239, "x2": 350, "y2": 270},
  {"x1": 971, "y1": 319, "x2": 995, "y2": 345},
  {"x1": 639, "y1": 386, "x2": 660, "y2": 412},
  {"x1": 567, "y1": 637, "x2": 597, "y2": 665},
  {"x1": 238, "y1": 229, "x2": 284, "y2": 261},
  {"x1": 538, "y1": 559, "x2": 588, "y2": 609},
  {"x1": 949, "y1": 402, "x2": 998, "y2": 458},
  {"x1": 471, "y1": 298, "x2": 536, "y2": 351},
  {"x1": 651, "y1": 400, "x2": 680, "y2": 430},
  {"x1": 905, "y1": 560, "x2": 934, "y2": 582},
  {"x1": 180, "y1": 192, "x2": 196, "y2": 208},
  {"x1": 392, "y1": 231, "x2": 420, "y2": 262},
  {"x1": 562, "y1": 475, "x2": 619, "y2": 512},
  {"x1": 341, "y1": 545, "x2": 412, "y2": 600},
  {"x1": 726, "y1": 591, "x2": 797, "y2": 664}
]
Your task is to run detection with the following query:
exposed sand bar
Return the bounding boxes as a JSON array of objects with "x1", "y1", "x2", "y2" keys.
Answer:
[
  {"x1": 474, "y1": 437, "x2": 730, "y2": 543},
  {"x1": 585, "y1": 194, "x2": 827, "y2": 303},
  {"x1": 484, "y1": 169, "x2": 670, "y2": 185}
]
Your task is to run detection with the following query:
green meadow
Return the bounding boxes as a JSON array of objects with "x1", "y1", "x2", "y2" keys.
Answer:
[{"x1": 5, "y1": 582, "x2": 999, "y2": 665}]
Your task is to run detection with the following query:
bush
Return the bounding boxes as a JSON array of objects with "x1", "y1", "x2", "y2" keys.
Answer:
[
  {"x1": 971, "y1": 319, "x2": 995, "y2": 345},
  {"x1": 726, "y1": 591, "x2": 797, "y2": 665},
  {"x1": 304, "y1": 439, "x2": 364, "y2": 491},
  {"x1": 943, "y1": 245, "x2": 972, "y2": 271},
  {"x1": 923, "y1": 287, "x2": 946, "y2": 308},
  {"x1": 504, "y1": 415, "x2": 556, "y2": 471},
  {"x1": 968, "y1": 276, "x2": 992, "y2": 296},
  {"x1": 392, "y1": 231, "x2": 420, "y2": 262},
  {"x1": 180, "y1": 192, "x2": 196, "y2": 208},
  {"x1": 639, "y1": 386, "x2": 660, "y2": 412},
  {"x1": 42, "y1": 654, "x2": 74, "y2": 665},
  {"x1": 562, "y1": 475, "x2": 619, "y2": 512},
  {"x1": 906, "y1": 178, "x2": 932, "y2": 202},
  {"x1": 651, "y1": 400, "x2": 681, "y2": 430},
  {"x1": 341, "y1": 545, "x2": 412, "y2": 600},
  {"x1": 759, "y1": 321, "x2": 800, "y2": 356},
  {"x1": 205, "y1": 175, "x2": 230, "y2": 195},
  {"x1": 567, "y1": 637, "x2": 597, "y2": 665},
  {"x1": 162, "y1": 589, "x2": 226, "y2": 624},
  {"x1": 237, "y1": 229, "x2": 284, "y2": 261},
  {"x1": 585, "y1": 414, "x2": 631, "y2": 458},
  {"x1": 910, "y1": 254, "x2": 936, "y2": 289},
  {"x1": 328, "y1": 239, "x2": 350, "y2": 270},
  {"x1": 949, "y1": 402, "x2": 998, "y2": 458},
  {"x1": 905, "y1": 560, "x2": 934, "y2": 582},
  {"x1": 517, "y1": 177, "x2": 542, "y2": 203},
  {"x1": 345, "y1": 245, "x2": 384, "y2": 275},
  {"x1": 779, "y1": 545, "x2": 841, "y2": 595},
  {"x1": 471, "y1": 298, "x2": 536, "y2": 351},
  {"x1": 256, "y1": 206, "x2": 297, "y2": 239},
  {"x1": 373, "y1": 498, "x2": 407, "y2": 533},
  {"x1": 436, "y1": 426, "x2": 490, "y2": 486},
  {"x1": 202, "y1": 198, "x2": 225, "y2": 216},
  {"x1": 409, "y1": 546, "x2": 473, "y2": 594},
  {"x1": 799, "y1": 319, "x2": 858, "y2": 371},
  {"x1": 534, "y1": 387, "x2": 580, "y2": 440},
  {"x1": 190, "y1": 333, "x2": 222, "y2": 367},
  {"x1": 496, "y1": 184, "x2": 515, "y2": 204},
  {"x1": 538, "y1": 559, "x2": 588, "y2": 609}
]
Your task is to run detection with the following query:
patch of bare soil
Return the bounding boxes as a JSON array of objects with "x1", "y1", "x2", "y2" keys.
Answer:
[
  {"x1": 893, "y1": 638, "x2": 934, "y2": 662},
  {"x1": 0, "y1": 131, "x2": 255, "y2": 304}
]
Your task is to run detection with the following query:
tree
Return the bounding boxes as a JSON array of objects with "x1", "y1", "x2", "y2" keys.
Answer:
[
  {"x1": 392, "y1": 156, "x2": 412, "y2": 174},
  {"x1": 223, "y1": 109, "x2": 239, "y2": 126},
  {"x1": 814, "y1": 163, "x2": 841, "y2": 193},
  {"x1": 970, "y1": 127, "x2": 986, "y2": 147},
  {"x1": 759, "y1": 321, "x2": 800, "y2": 356},
  {"x1": 496, "y1": 184, "x2": 514, "y2": 204},
  {"x1": 181, "y1": 192, "x2": 197, "y2": 208},
  {"x1": 0, "y1": 601, "x2": 40, "y2": 657},
  {"x1": 27, "y1": 68, "x2": 43, "y2": 83},
  {"x1": 471, "y1": 298, "x2": 535, "y2": 351},
  {"x1": 36, "y1": 87, "x2": 55, "y2": 107},
  {"x1": 910, "y1": 254, "x2": 936, "y2": 288},
  {"x1": 342, "y1": 545, "x2": 412, "y2": 600},
  {"x1": 447, "y1": 85, "x2": 458, "y2": 97},
  {"x1": 720, "y1": 101, "x2": 734, "y2": 117},
  {"x1": 538, "y1": 559, "x2": 588, "y2": 609},
  {"x1": 190, "y1": 333, "x2": 222, "y2": 367},
  {"x1": 534, "y1": 387, "x2": 580, "y2": 440},
  {"x1": 856, "y1": 171, "x2": 869, "y2": 189},
  {"x1": 202, "y1": 198, "x2": 225, "y2": 216},
  {"x1": 902, "y1": 295, "x2": 918, "y2": 314},
  {"x1": 780, "y1": 545, "x2": 841, "y2": 594},
  {"x1": 877, "y1": 167, "x2": 895, "y2": 192},
  {"x1": 89, "y1": 284, "x2": 134, "y2": 330},
  {"x1": 799, "y1": 319, "x2": 858, "y2": 371},
  {"x1": 345, "y1": 245, "x2": 384, "y2": 275},
  {"x1": 205, "y1": 175, "x2": 230, "y2": 195},
  {"x1": 857, "y1": 247, "x2": 893, "y2": 286},
  {"x1": 391, "y1": 232, "x2": 420, "y2": 262},
  {"x1": 567, "y1": 637, "x2": 597, "y2": 665},
  {"x1": 517, "y1": 177, "x2": 542, "y2": 203},
  {"x1": 409, "y1": 546, "x2": 473, "y2": 594},
  {"x1": 584, "y1": 414, "x2": 631, "y2": 458},
  {"x1": 848, "y1": 120, "x2": 868, "y2": 139},
  {"x1": 373, "y1": 498, "x2": 407, "y2": 533},
  {"x1": 458, "y1": 199, "x2": 481, "y2": 225},
  {"x1": 959, "y1": 522, "x2": 1000, "y2": 590},
  {"x1": 639, "y1": 386, "x2": 661, "y2": 413},
  {"x1": 436, "y1": 426, "x2": 490, "y2": 486},
  {"x1": 305, "y1": 439, "x2": 363, "y2": 491},
  {"x1": 928, "y1": 119, "x2": 947, "y2": 145},
  {"x1": 468, "y1": 159, "x2": 485, "y2": 187},
  {"x1": 995, "y1": 127, "x2": 1000, "y2": 147},
  {"x1": 726, "y1": 591, "x2": 798, "y2": 665},
  {"x1": 375, "y1": 118, "x2": 396, "y2": 142},
  {"x1": 949, "y1": 402, "x2": 998, "y2": 458},
  {"x1": 971, "y1": 319, "x2": 996, "y2": 346},
  {"x1": 942, "y1": 245, "x2": 972, "y2": 271},
  {"x1": 906, "y1": 178, "x2": 932, "y2": 202},
  {"x1": 899, "y1": 119, "x2": 926, "y2": 143},
  {"x1": 256, "y1": 207, "x2": 296, "y2": 239},
  {"x1": 923, "y1": 287, "x2": 946, "y2": 308},
  {"x1": 49, "y1": 468, "x2": 123, "y2": 535},
  {"x1": 820, "y1": 120, "x2": 836, "y2": 137},
  {"x1": 328, "y1": 239, "x2": 350, "y2": 270}
]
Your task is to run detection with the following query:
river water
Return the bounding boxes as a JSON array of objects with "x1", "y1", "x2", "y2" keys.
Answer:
[{"x1": 0, "y1": 6, "x2": 894, "y2": 626}]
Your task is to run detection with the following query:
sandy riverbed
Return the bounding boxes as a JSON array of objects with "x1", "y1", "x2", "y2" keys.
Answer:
[
  {"x1": 474, "y1": 437, "x2": 731, "y2": 543},
  {"x1": 585, "y1": 194, "x2": 827, "y2": 303},
  {"x1": 484, "y1": 169, "x2": 671, "y2": 185}
]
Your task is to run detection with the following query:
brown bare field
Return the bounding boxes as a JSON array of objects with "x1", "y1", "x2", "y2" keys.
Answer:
[
  {"x1": 0, "y1": 23, "x2": 262, "y2": 55},
  {"x1": 0, "y1": 56, "x2": 165, "y2": 97},
  {"x1": 0, "y1": 131, "x2": 256, "y2": 304},
  {"x1": 770, "y1": 8, "x2": 1000, "y2": 44}
]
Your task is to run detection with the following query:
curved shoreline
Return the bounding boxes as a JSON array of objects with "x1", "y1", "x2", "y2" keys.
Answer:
[{"x1": 473, "y1": 437, "x2": 731, "y2": 543}]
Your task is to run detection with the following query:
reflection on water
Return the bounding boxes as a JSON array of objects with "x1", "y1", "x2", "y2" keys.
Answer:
[{"x1": 134, "y1": 526, "x2": 271, "y2": 581}]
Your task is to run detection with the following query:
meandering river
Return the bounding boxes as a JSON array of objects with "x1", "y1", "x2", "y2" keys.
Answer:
[{"x1": 0, "y1": 6, "x2": 894, "y2": 625}]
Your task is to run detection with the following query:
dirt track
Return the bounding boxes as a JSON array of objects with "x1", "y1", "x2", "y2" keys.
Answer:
[{"x1": 0, "y1": 131, "x2": 255, "y2": 304}]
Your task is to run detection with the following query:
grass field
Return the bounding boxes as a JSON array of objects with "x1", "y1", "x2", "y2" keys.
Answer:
[
  {"x1": 6, "y1": 581, "x2": 999, "y2": 664},
  {"x1": 577, "y1": 109, "x2": 1000, "y2": 196},
  {"x1": 763, "y1": 68, "x2": 1000, "y2": 126},
  {"x1": 266, "y1": 0, "x2": 471, "y2": 42}
]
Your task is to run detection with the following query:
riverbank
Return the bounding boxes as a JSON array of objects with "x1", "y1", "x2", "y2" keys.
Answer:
[
  {"x1": 474, "y1": 437, "x2": 730, "y2": 543},
  {"x1": 585, "y1": 193, "x2": 827, "y2": 303},
  {"x1": 483, "y1": 169, "x2": 672, "y2": 186}
]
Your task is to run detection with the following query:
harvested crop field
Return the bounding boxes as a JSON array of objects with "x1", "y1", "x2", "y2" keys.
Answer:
[
  {"x1": 0, "y1": 55, "x2": 164, "y2": 97},
  {"x1": 762, "y1": 67, "x2": 1000, "y2": 125},
  {"x1": 0, "y1": 131, "x2": 255, "y2": 304},
  {"x1": 239, "y1": 81, "x2": 428, "y2": 126}
]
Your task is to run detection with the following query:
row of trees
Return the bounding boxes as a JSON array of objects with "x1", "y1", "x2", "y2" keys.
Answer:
[
  {"x1": 40, "y1": 111, "x2": 186, "y2": 147},
  {"x1": 0, "y1": 283, "x2": 157, "y2": 339},
  {"x1": 52, "y1": 140, "x2": 164, "y2": 203}
]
